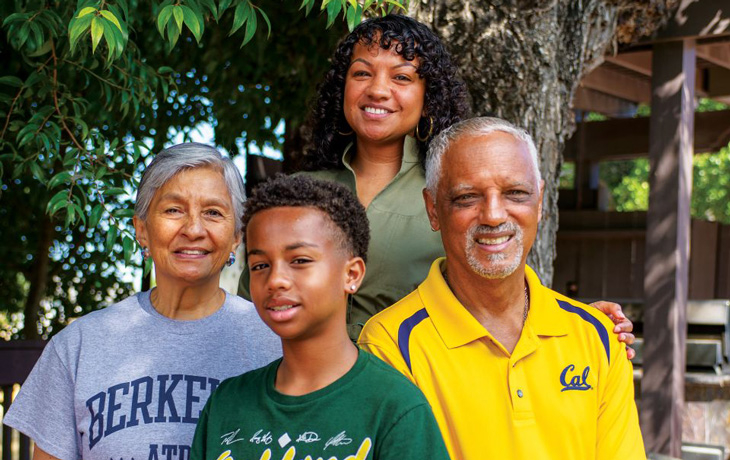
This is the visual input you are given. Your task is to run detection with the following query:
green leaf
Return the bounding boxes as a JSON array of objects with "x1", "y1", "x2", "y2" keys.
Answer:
[
  {"x1": 325, "y1": 0, "x2": 342, "y2": 28},
  {"x1": 346, "y1": 4, "x2": 356, "y2": 31},
  {"x1": 2, "y1": 13, "x2": 29, "y2": 27},
  {"x1": 229, "y1": 2, "x2": 250, "y2": 37},
  {"x1": 46, "y1": 190, "x2": 67, "y2": 215},
  {"x1": 0, "y1": 76, "x2": 23, "y2": 87},
  {"x1": 95, "y1": 166, "x2": 107, "y2": 179},
  {"x1": 158, "y1": 66, "x2": 175, "y2": 74},
  {"x1": 77, "y1": 6, "x2": 97, "y2": 18},
  {"x1": 123, "y1": 235, "x2": 133, "y2": 264},
  {"x1": 89, "y1": 203, "x2": 104, "y2": 228},
  {"x1": 241, "y1": 8, "x2": 257, "y2": 46},
  {"x1": 105, "y1": 225, "x2": 118, "y2": 253},
  {"x1": 90, "y1": 16, "x2": 103, "y2": 53},
  {"x1": 143, "y1": 256, "x2": 153, "y2": 276},
  {"x1": 105, "y1": 187, "x2": 127, "y2": 196},
  {"x1": 29, "y1": 162, "x2": 46, "y2": 182},
  {"x1": 198, "y1": 0, "x2": 217, "y2": 18},
  {"x1": 69, "y1": 13, "x2": 94, "y2": 51},
  {"x1": 114, "y1": 208, "x2": 135, "y2": 218},
  {"x1": 48, "y1": 171, "x2": 72, "y2": 189},
  {"x1": 157, "y1": 5, "x2": 174, "y2": 36},
  {"x1": 65, "y1": 205, "x2": 76, "y2": 228},
  {"x1": 181, "y1": 5, "x2": 202, "y2": 43},
  {"x1": 219, "y1": 0, "x2": 234, "y2": 19},
  {"x1": 166, "y1": 18, "x2": 181, "y2": 49},
  {"x1": 100, "y1": 10, "x2": 123, "y2": 32},
  {"x1": 172, "y1": 6, "x2": 184, "y2": 32},
  {"x1": 256, "y1": 7, "x2": 271, "y2": 38},
  {"x1": 106, "y1": 4, "x2": 129, "y2": 38}
]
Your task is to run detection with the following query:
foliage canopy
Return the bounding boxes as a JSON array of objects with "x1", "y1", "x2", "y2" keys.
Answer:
[{"x1": 0, "y1": 0, "x2": 406, "y2": 338}]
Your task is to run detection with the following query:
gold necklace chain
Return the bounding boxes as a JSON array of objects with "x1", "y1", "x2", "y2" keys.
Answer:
[{"x1": 442, "y1": 270, "x2": 530, "y2": 326}]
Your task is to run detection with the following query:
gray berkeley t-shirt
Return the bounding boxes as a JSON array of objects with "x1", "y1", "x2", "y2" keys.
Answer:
[{"x1": 4, "y1": 291, "x2": 282, "y2": 460}]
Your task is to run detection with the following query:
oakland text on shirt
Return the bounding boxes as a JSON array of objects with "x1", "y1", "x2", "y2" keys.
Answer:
[{"x1": 85, "y1": 373, "x2": 220, "y2": 451}]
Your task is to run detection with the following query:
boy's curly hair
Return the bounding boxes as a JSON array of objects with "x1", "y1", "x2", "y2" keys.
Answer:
[
  {"x1": 242, "y1": 174, "x2": 370, "y2": 262},
  {"x1": 302, "y1": 14, "x2": 469, "y2": 170}
]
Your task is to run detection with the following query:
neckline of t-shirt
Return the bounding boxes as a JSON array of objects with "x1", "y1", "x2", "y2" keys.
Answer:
[
  {"x1": 136, "y1": 290, "x2": 231, "y2": 335},
  {"x1": 264, "y1": 348, "x2": 369, "y2": 405}
]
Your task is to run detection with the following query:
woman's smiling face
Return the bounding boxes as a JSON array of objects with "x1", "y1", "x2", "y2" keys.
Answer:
[
  {"x1": 134, "y1": 166, "x2": 240, "y2": 289},
  {"x1": 343, "y1": 40, "x2": 426, "y2": 148}
]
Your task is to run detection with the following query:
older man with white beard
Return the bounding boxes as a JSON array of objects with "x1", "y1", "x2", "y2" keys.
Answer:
[{"x1": 358, "y1": 117, "x2": 645, "y2": 460}]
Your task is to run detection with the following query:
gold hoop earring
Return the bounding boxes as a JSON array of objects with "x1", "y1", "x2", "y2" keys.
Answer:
[
  {"x1": 337, "y1": 120, "x2": 354, "y2": 136},
  {"x1": 416, "y1": 116, "x2": 434, "y2": 142}
]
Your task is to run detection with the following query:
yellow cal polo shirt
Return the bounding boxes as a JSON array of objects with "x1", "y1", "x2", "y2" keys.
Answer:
[{"x1": 359, "y1": 258, "x2": 645, "y2": 460}]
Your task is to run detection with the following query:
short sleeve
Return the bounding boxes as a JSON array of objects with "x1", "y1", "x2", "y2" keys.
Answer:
[
  {"x1": 596, "y1": 340, "x2": 646, "y2": 459},
  {"x1": 376, "y1": 403, "x2": 449, "y2": 460},
  {"x1": 3, "y1": 340, "x2": 80, "y2": 460}
]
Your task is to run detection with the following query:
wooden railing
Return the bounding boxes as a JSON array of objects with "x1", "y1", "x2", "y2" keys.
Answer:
[{"x1": 0, "y1": 341, "x2": 46, "y2": 460}]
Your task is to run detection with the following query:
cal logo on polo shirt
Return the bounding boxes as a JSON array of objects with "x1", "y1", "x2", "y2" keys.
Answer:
[{"x1": 560, "y1": 364, "x2": 592, "y2": 392}]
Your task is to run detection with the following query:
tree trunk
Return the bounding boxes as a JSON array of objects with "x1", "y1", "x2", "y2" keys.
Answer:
[
  {"x1": 413, "y1": 0, "x2": 674, "y2": 286},
  {"x1": 23, "y1": 210, "x2": 54, "y2": 339}
]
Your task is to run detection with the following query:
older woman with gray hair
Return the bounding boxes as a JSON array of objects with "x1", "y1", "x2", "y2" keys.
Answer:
[{"x1": 4, "y1": 143, "x2": 282, "y2": 460}]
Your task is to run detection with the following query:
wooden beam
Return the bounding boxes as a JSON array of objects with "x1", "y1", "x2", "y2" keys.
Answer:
[
  {"x1": 564, "y1": 110, "x2": 730, "y2": 161},
  {"x1": 640, "y1": 39, "x2": 695, "y2": 457},
  {"x1": 648, "y1": 1, "x2": 730, "y2": 42},
  {"x1": 604, "y1": 52, "x2": 652, "y2": 76},
  {"x1": 697, "y1": 42, "x2": 730, "y2": 70},
  {"x1": 580, "y1": 64, "x2": 651, "y2": 104},
  {"x1": 573, "y1": 87, "x2": 638, "y2": 117}
]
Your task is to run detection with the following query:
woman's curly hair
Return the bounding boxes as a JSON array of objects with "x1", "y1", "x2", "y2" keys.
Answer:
[
  {"x1": 302, "y1": 14, "x2": 470, "y2": 170},
  {"x1": 242, "y1": 174, "x2": 370, "y2": 262}
]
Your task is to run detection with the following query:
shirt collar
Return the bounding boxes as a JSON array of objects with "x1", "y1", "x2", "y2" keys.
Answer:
[
  {"x1": 418, "y1": 259, "x2": 567, "y2": 349},
  {"x1": 524, "y1": 265, "x2": 568, "y2": 337},
  {"x1": 418, "y1": 259, "x2": 490, "y2": 348},
  {"x1": 341, "y1": 136, "x2": 420, "y2": 176}
]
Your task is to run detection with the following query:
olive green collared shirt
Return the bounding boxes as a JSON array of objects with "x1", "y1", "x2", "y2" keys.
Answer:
[{"x1": 237, "y1": 136, "x2": 445, "y2": 340}]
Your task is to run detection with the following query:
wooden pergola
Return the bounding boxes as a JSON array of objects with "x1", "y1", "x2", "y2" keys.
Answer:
[{"x1": 565, "y1": 2, "x2": 730, "y2": 456}]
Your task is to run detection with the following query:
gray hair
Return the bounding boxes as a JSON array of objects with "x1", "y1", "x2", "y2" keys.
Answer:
[
  {"x1": 425, "y1": 117, "x2": 541, "y2": 196},
  {"x1": 134, "y1": 143, "x2": 246, "y2": 235}
]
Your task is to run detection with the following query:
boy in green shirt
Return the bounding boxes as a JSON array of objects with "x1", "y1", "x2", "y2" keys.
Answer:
[{"x1": 191, "y1": 175, "x2": 449, "y2": 460}]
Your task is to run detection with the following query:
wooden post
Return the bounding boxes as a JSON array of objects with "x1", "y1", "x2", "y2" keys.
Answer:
[{"x1": 640, "y1": 39, "x2": 695, "y2": 456}]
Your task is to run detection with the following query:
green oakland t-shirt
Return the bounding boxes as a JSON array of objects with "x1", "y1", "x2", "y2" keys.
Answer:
[{"x1": 190, "y1": 349, "x2": 449, "y2": 460}]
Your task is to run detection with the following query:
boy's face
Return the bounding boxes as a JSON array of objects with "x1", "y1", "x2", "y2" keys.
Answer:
[{"x1": 246, "y1": 206, "x2": 365, "y2": 342}]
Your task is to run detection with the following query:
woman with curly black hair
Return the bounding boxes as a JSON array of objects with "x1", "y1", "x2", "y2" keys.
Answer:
[{"x1": 238, "y1": 15, "x2": 469, "y2": 340}]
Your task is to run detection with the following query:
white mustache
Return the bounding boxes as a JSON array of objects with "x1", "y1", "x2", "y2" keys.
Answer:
[{"x1": 467, "y1": 223, "x2": 519, "y2": 237}]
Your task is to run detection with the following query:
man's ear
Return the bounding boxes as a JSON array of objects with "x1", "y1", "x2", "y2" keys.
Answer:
[
  {"x1": 344, "y1": 256, "x2": 366, "y2": 294},
  {"x1": 537, "y1": 179, "x2": 545, "y2": 223},
  {"x1": 423, "y1": 188, "x2": 440, "y2": 232},
  {"x1": 133, "y1": 215, "x2": 148, "y2": 248}
]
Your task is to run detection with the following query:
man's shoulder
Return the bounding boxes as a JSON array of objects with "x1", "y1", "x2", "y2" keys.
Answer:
[
  {"x1": 547, "y1": 288, "x2": 616, "y2": 332},
  {"x1": 538, "y1": 286, "x2": 620, "y2": 364},
  {"x1": 360, "y1": 288, "x2": 426, "y2": 340}
]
